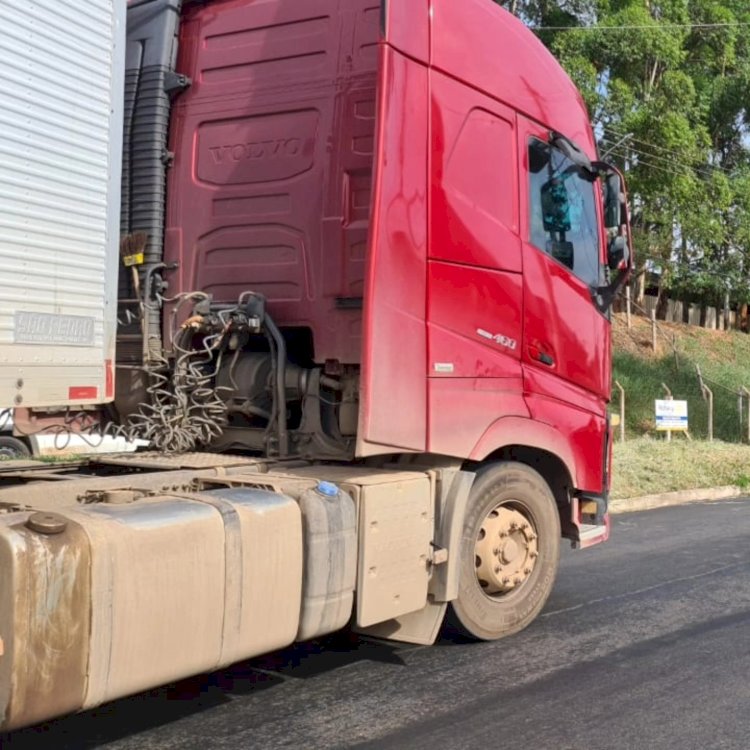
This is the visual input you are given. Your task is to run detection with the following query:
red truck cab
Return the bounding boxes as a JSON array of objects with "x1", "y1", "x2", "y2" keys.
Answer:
[{"x1": 122, "y1": 0, "x2": 629, "y2": 542}]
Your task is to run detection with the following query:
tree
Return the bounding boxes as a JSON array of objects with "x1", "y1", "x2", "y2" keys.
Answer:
[{"x1": 494, "y1": 0, "x2": 750, "y2": 316}]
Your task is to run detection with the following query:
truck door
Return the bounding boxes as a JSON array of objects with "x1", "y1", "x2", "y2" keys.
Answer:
[
  {"x1": 424, "y1": 71, "x2": 528, "y2": 458},
  {"x1": 517, "y1": 117, "x2": 611, "y2": 410}
]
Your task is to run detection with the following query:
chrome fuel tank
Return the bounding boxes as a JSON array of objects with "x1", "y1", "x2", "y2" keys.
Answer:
[{"x1": 0, "y1": 489, "x2": 303, "y2": 731}]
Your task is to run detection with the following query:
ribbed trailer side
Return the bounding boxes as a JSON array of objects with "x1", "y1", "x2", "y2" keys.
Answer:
[{"x1": 0, "y1": 0, "x2": 126, "y2": 408}]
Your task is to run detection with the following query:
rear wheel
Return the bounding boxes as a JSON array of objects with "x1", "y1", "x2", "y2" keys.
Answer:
[
  {"x1": 451, "y1": 462, "x2": 561, "y2": 640},
  {"x1": 0, "y1": 436, "x2": 31, "y2": 460}
]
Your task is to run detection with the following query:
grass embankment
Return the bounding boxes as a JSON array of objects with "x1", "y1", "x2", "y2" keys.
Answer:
[
  {"x1": 611, "y1": 313, "x2": 750, "y2": 497},
  {"x1": 611, "y1": 437, "x2": 750, "y2": 499}
]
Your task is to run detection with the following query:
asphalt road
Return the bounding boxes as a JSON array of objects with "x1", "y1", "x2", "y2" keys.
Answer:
[{"x1": 4, "y1": 499, "x2": 750, "y2": 750}]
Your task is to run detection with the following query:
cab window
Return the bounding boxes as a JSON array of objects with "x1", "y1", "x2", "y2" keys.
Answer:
[{"x1": 528, "y1": 138, "x2": 601, "y2": 287}]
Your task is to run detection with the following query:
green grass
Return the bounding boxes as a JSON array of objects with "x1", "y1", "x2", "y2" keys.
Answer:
[{"x1": 612, "y1": 437, "x2": 750, "y2": 499}]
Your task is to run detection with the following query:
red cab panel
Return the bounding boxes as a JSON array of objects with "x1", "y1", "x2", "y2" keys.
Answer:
[
  {"x1": 357, "y1": 46, "x2": 429, "y2": 453},
  {"x1": 428, "y1": 378, "x2": 528, "y2": 458},
  {"x1": 427, "y1": 259, "x2": 526, "y2": 455},
  {"x1": 525, "y1": 387, "x2": 607, "y2": 492},
  {"x1": 430, "y1": 0, "x2": 594, "y2": 151},
  {"x1": 166, "y1": 0, "x2": 381, "y2": 362},
  {"x1": 427, "y1": 261, "x2": 522, "y2": 380},
  {"x1": 429, "y1": 71, "x2": 521, "y2": 274},
  {"x1": 382, "y1": 0, "x2": 429, "y2": 63}
]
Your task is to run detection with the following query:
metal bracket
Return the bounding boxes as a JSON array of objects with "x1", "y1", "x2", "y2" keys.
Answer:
[{"x1": 164, "y1": 71, "x2": 192, "y2": 95}]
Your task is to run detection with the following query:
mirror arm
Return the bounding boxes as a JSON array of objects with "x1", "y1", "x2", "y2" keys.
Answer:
[
  {"x1": 591, "y1": 160, "x2": 612, "y2": 175},
  {"x1": 593, "y1": 266, "x2": 631, "y2": 314},
  {"x1": 549, "y1": 134, "x2": 614, "y2": 182},
  {"x1": 550, "y1": 132, "x2": 594, "y2": 172}
]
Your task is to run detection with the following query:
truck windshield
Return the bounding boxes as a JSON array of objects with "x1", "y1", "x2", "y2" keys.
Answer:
[{"x1": 528, "y1": 139, "x2": 601, "y2": 288}]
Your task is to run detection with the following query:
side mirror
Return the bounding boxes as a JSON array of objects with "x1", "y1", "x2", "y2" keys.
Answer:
[
  {"x1": 594, "y1": 167, "x2": 634, "y2": 313},
  {"x1": 604, "y1": 173, "x2": 623, "y2": 229},
  {"x1": 541, "y1": 179, "x2": 572, "y2": 233}
]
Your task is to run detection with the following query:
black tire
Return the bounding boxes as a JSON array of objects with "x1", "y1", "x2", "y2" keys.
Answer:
[
  {"x1": 0, "y1": 435, "x2": 31, "y2": 460},
  {"x1": 450, "y1": 462, "x2": 561, "y2": 641}
]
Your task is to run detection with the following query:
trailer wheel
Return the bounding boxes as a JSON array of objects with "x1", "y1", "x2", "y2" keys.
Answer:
[
  {"x1": 450, "y1": 462, "x2": 560, "y2": 640},
  {"x1": 0, "y1": 436, "x2": 31, "y2": 460}
]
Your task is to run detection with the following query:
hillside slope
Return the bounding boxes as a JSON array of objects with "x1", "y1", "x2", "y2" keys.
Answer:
[{"x1": 612, "y1": 313, "x2": 750, "y2": 441}]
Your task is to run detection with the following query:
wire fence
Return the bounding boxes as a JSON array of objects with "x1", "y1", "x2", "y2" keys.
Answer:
[{"x1": 613, "y1": 296, "x2": 750, "y2": 443}]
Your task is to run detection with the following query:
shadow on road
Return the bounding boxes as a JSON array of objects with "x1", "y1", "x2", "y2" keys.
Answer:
[{"x1": 0, "y1": 632, "x2": 414, "y2": 749}]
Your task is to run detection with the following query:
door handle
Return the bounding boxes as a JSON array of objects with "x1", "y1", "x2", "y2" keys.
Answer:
[
  {"x1": 536, "y1": 352, "x2": 555, "y2": 366},
  {"x1": 528, "y1": 345, "x2": 555, "y2": 367}
]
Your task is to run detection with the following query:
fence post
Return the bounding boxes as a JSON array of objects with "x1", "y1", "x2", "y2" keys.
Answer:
[
  {"x1": 614, "y1": 380, "x2": 625, "y2": 442},
  {"x1": 625, "y1": 285, "x2": 632, "y2": 329},
  {"x1": 742, "y1": 387, "x2": 750, "y2": 444},
  {"x1": 661, "y1": 383, "x2": 673, "y2": 442},
  {"x1": 651, "y1": 310, "x2": 657, "y2": 352},
  {"x1": 696, "y1": 365, "x2": 713, "y2": 442},
  {"x1": 724, "y1": 290, "x2": 730, "y2": 331}
]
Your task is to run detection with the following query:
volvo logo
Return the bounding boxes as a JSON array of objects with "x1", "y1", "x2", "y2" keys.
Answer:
[{"x1": 209, "y1": 138, "x2": 304, "y2": 164}]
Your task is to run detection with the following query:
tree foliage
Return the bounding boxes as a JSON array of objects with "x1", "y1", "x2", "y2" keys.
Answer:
[{"x1": 494, "y1": 0, "x2": 750, "y2": 309}]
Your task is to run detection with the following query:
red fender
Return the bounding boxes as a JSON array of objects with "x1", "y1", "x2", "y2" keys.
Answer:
[{"x1": 470, "y1": 416, "x2": 580, "y2": 488}]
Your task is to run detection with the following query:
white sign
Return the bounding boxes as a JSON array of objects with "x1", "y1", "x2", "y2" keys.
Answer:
[{"x1": 655, "y1": 400, "x2": 688, "y2": 431}]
